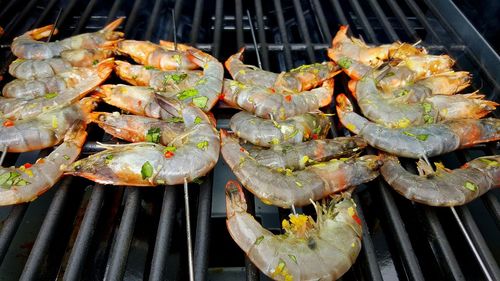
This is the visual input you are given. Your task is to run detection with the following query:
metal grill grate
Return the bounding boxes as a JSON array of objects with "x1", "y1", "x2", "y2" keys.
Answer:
[{"x1": 0, "y1": 0, "x2": 498, "y2": 280}]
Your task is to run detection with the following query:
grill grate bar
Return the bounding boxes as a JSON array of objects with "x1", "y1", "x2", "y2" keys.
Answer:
[
  {"x1": 73, "y1": 0, "x2": 98, "y2": 35},
  {"x1": 63, "y1": 185, "x2": 105, "y2": 281},
  {"x1": 348, "y1": 0, "x2": 378, "y2": 44},
  {"x1": 32, "y1": 0, "x2": 59, "y2": 28},
  {"x1": 212, "y1": 0, "x2": 224, "y2": 58},
  {"x1": 123, "y1": 0, "x2": 143, "y2": 36},
  {"x1": 148, "y1": 187, "x2": 177, "y2": 281},
  {"x1": 291, "y1": 0, "x2": 315, "y2": 62},
  {"x1": 452, "y1": 206, "x2": 500, "y2": 281},
  {"x1": 329, "y1": 0, "x2": 350, "y2": 31},
  {"x1": 235, "y1": 0, "x2": 244, "y2": 48},
  {"x1": 0, "y1": 204, "x2": 28, "y2": 264},
  {"x1": 194, "y1": 176, "x2": 213, "y2": 281},
  {"x1": 309, "y1": 0, "x2": 332, "y2": 43},
  {"x1": 144, "y1": 0, "x2": 163, "y2": 41},
  {"x1": 272, "y1": 0, "x2": 293, "y2": 69},
  {"x1": 483, "y1": 193, "x2": 500, "y2": 229},
  {"x1": 106, "y1": 0, "x2": 124, "y2": 24},
  {"x1": 55, "y1": 0, "x2": 78, "y2": 31},
  {"x1": 3, "y1": 0, "x2": 39, "y2": 36},
  {"x1": 166, "y1": 0, "x2": 185, "y2": 41},
  {"x1": 384, "y1": 0, "x2": 419, "y2": 41},
  {"x1": 353, "y1": 194, "x2": 383, "y2": 281},
  {"x1": 104, "y1": 188, "x2": 141, "y2": 280},
  {"x1": 19, "y1": 178, "x2": 74, "y2": 281},
  {"x1": 189, "y1": 0, "x2": 205, "y2": 44},
  {"x1": 366, "y1": 0, "x2": 399, "y2": 41},
  {"x1": 253, "y1": 0, "x2": 269, "y2": 70}
]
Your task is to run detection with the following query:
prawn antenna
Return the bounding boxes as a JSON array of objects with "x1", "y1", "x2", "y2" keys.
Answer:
[{"x1": 0, "y1": 145, "x2": 7, "y2": 166}]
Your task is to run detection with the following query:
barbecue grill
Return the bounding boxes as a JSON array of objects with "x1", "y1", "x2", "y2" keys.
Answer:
[{"x1": 0, "y1": 0, "x2": 498, "y2": 280}]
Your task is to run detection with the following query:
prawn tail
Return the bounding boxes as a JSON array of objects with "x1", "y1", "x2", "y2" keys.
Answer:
[
  {"x1": 25, "y1": 24, "x2": 58, "y2": 40},
  {"x1": 188, "y1": 48, "x2": 216, "y2": 66},
  {"x1": 463, "y1": 92, "x2": 499, "y2": 118},
  {"x1": 101, "y1": 17, "x2": 125, "y2": 33},
  {"x1": 93, "y1": 84, "x2": 115, "y2": 98},
  {"x1": 96, "y1": 58, "x2": 115, "y2": 79},
  {"x1": 63, "y1": 120, "x2": 88, "y2": 147},
  {"x1": 78, "y1": 96, "x2": 100, "y2": 120},
  {"x1": 225, "y1": 180, "x2": 248, "y2": 217},
  {"x1": 332, "y1": 25, "x2": 349, "y2": 47},
  {"x1": 99, "y1": 39, "x2": 122, "y2": 51}
]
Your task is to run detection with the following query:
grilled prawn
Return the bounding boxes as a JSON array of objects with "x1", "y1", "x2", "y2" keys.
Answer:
[
  {"x1": 381, "y1": 155, "x2": 500, "y2": 206},
  {"x1": 90, "y1": 112, "x2": 185, "y2": 145},
  {"x1": 0, "y1": 59, "x2": 113, "y2": 120},
  {"x1": 66, "y1": 96, "x2": 220, "y2": 185},
  {"x1": 245, "y1": 136, "x2": 367, "y2": 170},
  {"x1": 117, "y1": 40, "x2": 197, "y2": 70},
  {"x1": 114, "y1": 60, "x2": 202, "y2": 91},
  {"x1": 0, "y1": 97, "x2": 96, "y2": 153},
  {"x1": 336, "y1": 94, "x2": 500, "y2": 158},
  {"x1": 225, "y1": 180, "x2": 362, "y2": 280},
  {"x1": 221, "y1": 131, "x2": 380, "y2": 207},
  {"x1": 9, "y1": 58, "x2": 72, "y2": 80},
  {"x1": 11, "y1": 18, "x2": 123, "y2": 59},
  {"x1": 0, "y1": 120, "x2": 87, "y2": 206},
  {"x1": 225, "y1": 48, "x2": 339, "y2": 92},
  {"x1": 230, "y1": 111, "x2": 331, "y2": 147},
  {"x1": 222, "y1": 79, "x2": 334, "y2": 120},
  {"x1": 3, "y1": 59, "x2": 114, "y2": 99},
  {"x1": 352, "y1": 74, "x2": 497, "y2": 128}
]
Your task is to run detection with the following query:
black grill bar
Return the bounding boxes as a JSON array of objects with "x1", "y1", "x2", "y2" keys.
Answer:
[
  {"x1": 329, "y1": 0, "x2": 350, "y2": 31},
  {"x1": 348, "y1": 0, "x2": 378, "y2": 44},
  {"x1": 212, "y1": 0, "x2": 224, "y2": 58},
  {"x1": 353, "y1": 194, "x2": 383, "y2": 281},
  {"x1": 166, "y1": 0, "x2": 185, "y2": 41},
  {"x1": 106, "y1": 0, "x2": 124, "y2": 24},
  {"x1": 148, "y1": 187, "x2": 177, "y2": 281},
  {"x1": 384, "y1": 0, "x2": 419, "y2": 41},
  {"x1": 194, "y1": 177, "x2": 213, "y2": 281},
  {"x1": 272, "y1": 0, "x2": 293, "y2": 69},
  {"x1": 483, "y1": 194, "x2": 500, "y2": 229},
  {"x1": 235, "y1": 0, "x2": 244, "y2": 48},
  {"x1": 55, "y1": 0, "x2": 78, "y2": 30},
  {"x1": 292, "y1": 0, "x2": 315, "y2": 62},
  {"x1": 309, "y1": 0, "x2": 332, "y2": 43},
  {"x1": 2, "y1": 0, "x2": 38, "y2": 36},
  {"x1": 253, "y1": 0, "x2": 269, "y2": 70},
  {"x1": 63, "y1": 185, "x2": 105, "y2": 281},
  {"x1": 366, "y1": 0, "x2": 399, "y2": 42},
  {"x1": 104, "y1": 188, "x2": 141, "y2": 280},
  {"x1": 189, "y1": 0, "x2": 204, "y2": 44},
  {"x1": 19, "y1": 178, "x2": 74, "y2": 281},
  {"x1": 123, "y1": 0, "x2": 143, "y2": 35},
  {"x1": 74, "y1": 0, "x2": 98, "y2": 35},
  {"x1": 0, "y1": 204, "x2": 27, "y2": 264},
  {"x1": 144, "y1": 0, "x2": 163, "y2": 41}
]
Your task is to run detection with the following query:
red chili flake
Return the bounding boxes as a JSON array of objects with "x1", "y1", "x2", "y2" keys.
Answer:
[
  {"x1": 285, "y1": 95, "x2": 292, "y2": 102},
  {"x1": 312, "y1": 134, "x2": 318, "y2": 140},
  {"x1": 3, "y1": 120, "x2": 14, "y2": 127},
  {"x1": 164, "y1": 151, "x2": 175, "y2": 158},
  {"x1": 239, "y1": 147, "x2": 245, "y2": 152},
  {"x1": 352, "y1": 214, "x2": 362, "y2": 225},
  {"x1": 219, "y1": 93, "x2": 225, "y2": 101},
  {"x1": 269, "y1": 88, "x2": 276, "y2": 93},
  {"x1": 23, "y1": 163, "x2": 32, "y2": 169}
]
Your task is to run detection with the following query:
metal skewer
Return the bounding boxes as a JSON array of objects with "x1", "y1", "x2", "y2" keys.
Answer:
[
  {"x1": 184, "y1": 178, "x2": 195, "y2": 281},
  {"x1": 171, "y1": 9, "x2": 177, "y2": 51},
  {"x1": 0, "y1": 146, "x2": 7, "y2": 166},
  {"x1": 246, "y1": 9, "x2": 262, "y2": 69}
]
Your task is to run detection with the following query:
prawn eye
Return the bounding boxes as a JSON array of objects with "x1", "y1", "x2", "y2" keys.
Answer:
[
  {"x1": 425, "y1": 174, "x2": 435, "y2": 179},
  {"x1": 307, "y1": 237, "x2": 316, "y2": 250},
  {"x1": 74, "y1": 165, "x2": 82, "y2": 171}
]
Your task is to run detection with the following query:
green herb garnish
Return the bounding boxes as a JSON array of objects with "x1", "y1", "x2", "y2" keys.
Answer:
[
  {"x1": 141, "y1": 161, "x2": 154, "y2": 180},
  {"x1": 145, "y1": 127, "x2": 161, "y2": 143}
]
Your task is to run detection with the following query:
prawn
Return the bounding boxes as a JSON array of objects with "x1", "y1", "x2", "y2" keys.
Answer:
[
  {"x1": 66, "y1": 96, "x2": 220, "y2": 185},
  {"x1": 0, "y1": 59, "x2": 113, "y2": 120},
  {"x1": 230, "y1": 110, "x2": 331, "y2": 147},
  {"x1": 351, "y1": 74, "x2": 497, "y2": 128},
  {"x1": 0, "y1": 97, "x2": 97, "y2": 153},
  {"x1": 0, "y1": 120, "x2": 87, "y2": 206},
  {"x1": 90, "y1": 111, "x2": 185, "y2": 145},
  {"x1": 243, "y1": 136, "x2": 367, "y2": 170},
  {"x1": 222, "y1": 79, "x2": 334, "y2": 120},
  {"x1": 381, "y1": 154, "x2": 500, "y2": 206},
  {"x1": 2, "y1": 59, "x2": 114, "y2": 99},
  {"x1": 225, "y1": 180, "x2": 362, "y2": 280},
  {"x1": 116, "y1": 40, "x2": 197, "y2": 70},
  {"x1": 221, "y1": 130, "x2": 380, "y2": 207},
  {"x1": 225, "y1": 48, "x2": 339, "y2": 92},
  {"x1": 328, "y1": 25, "x2": 424, "y2": 67},
  {"x1": 336, "y1": 94, "x2": 500, "y2": 159},
  {"x1": 8, "y1": 58, "x2": 72, "y2": 80},
  {"x1": 11, "y1": 18, "x2": 124, "y2": 59},
  {"x1": 114, "y1": 60, "x2": 202, "y2": 91},
  {"x1": 60, "y1": 48, "x2": 114, "y2": 67}
]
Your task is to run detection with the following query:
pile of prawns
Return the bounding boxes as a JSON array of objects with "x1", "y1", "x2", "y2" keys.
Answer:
[{"x1": 330, "y1": 26, "x2": 500, "y2": 207}]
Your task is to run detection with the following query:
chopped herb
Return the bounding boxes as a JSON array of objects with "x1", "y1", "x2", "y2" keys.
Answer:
[
  {"x1": 164, "y1": 73, "x2": 187, "y2": 84},
  {"x1": 104, "y1": 154, "x2": 113, "y2": 164},
  {"x1": 422, "y1": 102, "x2": 432, "y2": 113},
  {"x1": 166, "y1": 117, "x2": 184, "y2": 123},
  {"x1": 338, "y1": 57, "x2": 352, "y2": 69},
  {"x1": 194, "y1": 116, "x2": 203, "y2": 124},
  {"x1": 163, "y1": 146, "x2": 177, "y2": 153},
  {"x1": 195, "y1": 78, "x2": 207, "y2": 86},
  {"x1": 284, "y1": 129, "x2": 299, "y2": 140},
  {"x1": 254, "y1": 236, "x2": 264, "y2": 245},
  {"x1": 144, "y1": 65, "x2": 156, "y2": 70},
  {"x1": 398, "y1": 89, "x2": 409, "y2": 97},
  {"x1": 288, "y1": 254, "x2": 298, "y2": 264},
  {"x1": 172, "y1": 54, "x2": 182, "y2": 65},
  {"x1": 92, "y1": 59, "x2": 99, "y2": 66},
  {"x1": 156, "y1": 179, "x2": 166, "y2": 184},
  {"x1": 295, "y1": 181, "x2": 303, "y2": 187},
  {"x1": 52, "y1": 116, "x2": 58, "y2": 129},
  {"x1": 312, "y1": 126, "x2": 321, "y2": 134},
  {"x1": 0, "y1": 172, "x2": 29, "y2": 188},
  {"x1": 270, "y1": 138, "x2": 280, "y2": 145},
  {"x1": 44, "y1": 92, "x2": 58, "y2": 99},
  {"x1": 177, "y1": 88, "x2": 198, "y2": 100},
  {"x1": 192, "y1": 96, "x2": 208, "y2": 108},
  {"x1": 386, "y1": 72, "x2": 395, "y2": 77},
  {"x1": 63, "y1": 155, "x2": 70, "y2": 160},
  {"x1": 196, "y1": 141, "x2": 209, "y2": 150},
  {"x1": 403, "y1": 131, "x2": 416, "y2": 137},
  {"x1": 141, "y1": 161, "x2": 153, "y2": 180},
  {"x1": 423, "y1": 114, "x2": 434, "y2": 124},
  {"x1": 403, "y1": 131, "x2": 429, "y2": 141},
  {"x1": 479, "y1": 158, "x2": 500, "y2": 167},
  {"x1": 464, "y1": 181, "x2": 478, "y2": 192},
  {"x1": 145, "y1": 127, "x2": 161, "y2": 143}
]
